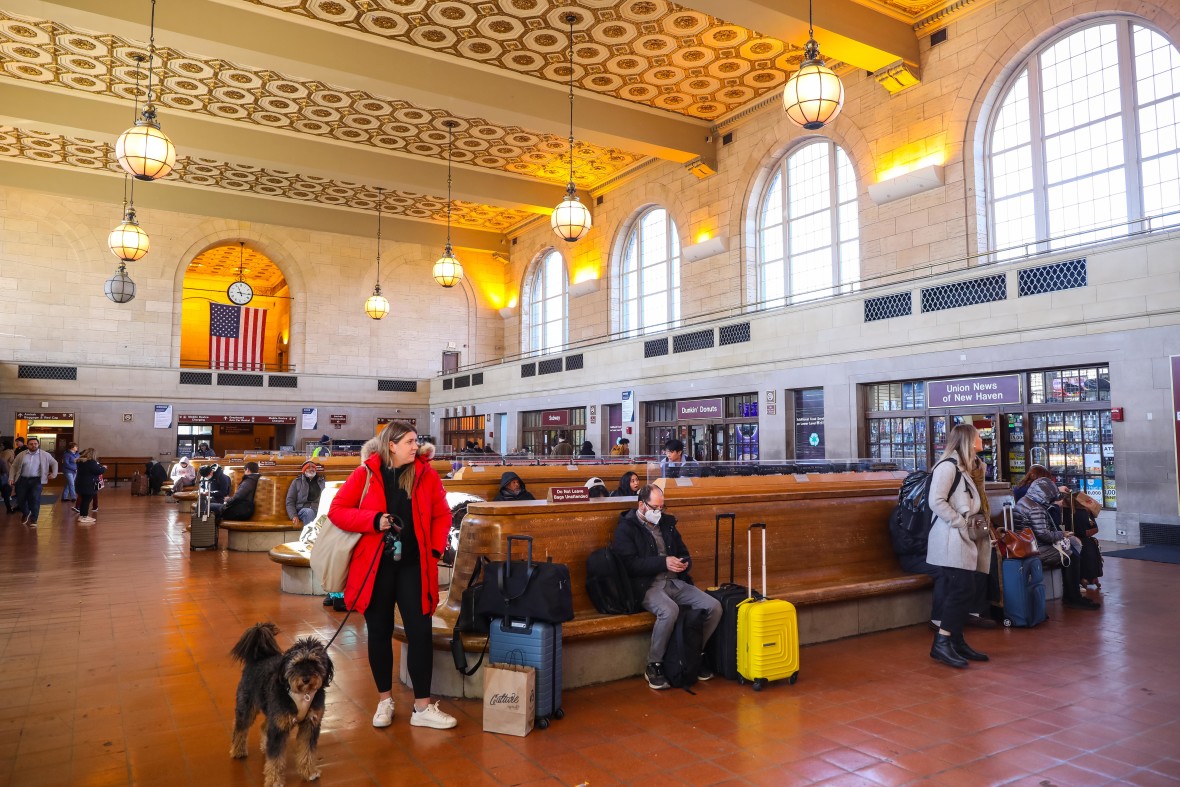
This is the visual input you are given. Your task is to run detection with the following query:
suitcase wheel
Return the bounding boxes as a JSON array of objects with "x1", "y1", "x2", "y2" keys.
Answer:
[
  {"x1": 753, "y1": 679, "x2": 765, "y2": 692},
  {"x1": 553, "y1": 707, "x2": 565, "y2": 721},
  {"x1": 788, "y1": 672, "x2": 798, "y2": 685},
  {"x1": 1003, "y1": 617, "x2": 1013, "y2": 628},
  {"x1": 537, "y1": 716, "x2": 550, "y2": 730}
]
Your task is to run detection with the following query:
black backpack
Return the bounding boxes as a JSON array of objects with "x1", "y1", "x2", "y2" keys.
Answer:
[
  {"x1": 888, "y1": 459, "x2": 961, "y2": 558},
  {"x1": 662, "y1": 605, "x2": 707, "y2": 689},
  {"x1": 586, "y1": 547, "x2": 643, "y2": 615}
]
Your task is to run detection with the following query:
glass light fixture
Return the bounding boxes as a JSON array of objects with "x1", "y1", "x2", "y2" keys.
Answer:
[
  {"x1": 107, "y1": 205, "x2": 150, "y2": 261},
  {"x1": 105, "y1": 263, "x2": 137, "y2": 304},
  {"x1": 782, "y1": 0, "x2": 844, "y2": 130},
  {"x1": 551, "y1": 13, "x2": 592, "y2": 243},
  {"x1": 433, "y1": 120, "x2": 464, "y2": 288},
  {"x1": 366, "y1": 188, "x2": 390, "y2": 319},
  {"x1": 115, "y1": 2, "x2": 176, "y2": 181}
]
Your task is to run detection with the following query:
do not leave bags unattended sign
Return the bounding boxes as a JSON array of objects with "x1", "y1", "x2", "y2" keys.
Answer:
[{"x1": 483, "y1": 662, "x2": 535, "y2": 737}]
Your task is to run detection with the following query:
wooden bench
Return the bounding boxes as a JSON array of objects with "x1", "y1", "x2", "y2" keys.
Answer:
[
  {"x1": 443, "y1": 463, "x2": 647, "y2": 501},
  {"x1": 402, "y1": 477, "x2": 1017, "y2": 698},
  {"x1": 221, "y1": 476, "x2": 303, "y2": 551}
]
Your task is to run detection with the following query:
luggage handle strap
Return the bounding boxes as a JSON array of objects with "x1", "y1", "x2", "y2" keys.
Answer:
[
  {"x1": 714, "y1": 512, "x2": 735, "y2": 587},
  {"x1": 747, "y1": 523, "x2": 767, "y2": 599},
  {"x1": 498, "y1": 535, "x2": 536, "y2": 602}
]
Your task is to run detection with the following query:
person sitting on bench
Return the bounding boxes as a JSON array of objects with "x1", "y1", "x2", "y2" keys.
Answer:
[
  {"x1": 659, "y1": 439, "x2": 698, "y2": 478},
  {"x1": 286, "y1": 461, "x2": 326, "y2": 527},
  {"x1": 612, "y1": 484, "x2": 721, "y2": 690},
  {"x1": 1015, "y1": 478, "x2": 1100, "y2": 611},
  {"x1": 146, "y1": 459, "x2": 169, "y2": 495},
  {"x1": 211, "y1": 462, "x2": 258, "y2": 523},
  {"x1": 171, "y1": 457, "x2": 197, "y2": 494},
  {"x1": 493, "y1": 471, "x2": 535, "y2": 501}
]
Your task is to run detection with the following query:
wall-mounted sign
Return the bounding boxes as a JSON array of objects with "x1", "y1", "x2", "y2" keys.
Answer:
[
  {"x1": 16, "y1": 412, "x2": 74, "y2": 420},
  {"x1": 329, "y1": 414, "x2": 348, "y2": 425},
  {"x1": 377, "y1": 417, "x2": 418, "y2": 426},
  {"x1": 677, "y1": 398, "x2": 723, "y2": 420},
  {"x1": 123, "y1": 413, "x2": 133, "y2": 422},
  {"x1": 154, "y1": 405, "x2": 173, "y2": 429},
  {"x1": 621, "y1": 390, "x2": 634, "y2": 422},
  {"x1": 927, "y1": 375, "x2": 1022, "y2": 408},
  {"x1": 178, "y1": 414, "x2": 298, "y2": 425},
  {"x1": 548, "y1": 486, "x2": 590, "y2": 503},
  {"x1": 302, "y1": 407, "x2": 318, "y2": 430},
  {"x1": 542, "y1": 410, "x2": 569, "y2": 427}
]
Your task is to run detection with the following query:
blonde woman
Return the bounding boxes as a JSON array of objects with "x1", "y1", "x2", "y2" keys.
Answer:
[
  {"x1": 328, "y1": 421, "x2": 456, "y2": 730},
  {"x1": 926, "y1": 424, "x2": 991, "y2": 668}
]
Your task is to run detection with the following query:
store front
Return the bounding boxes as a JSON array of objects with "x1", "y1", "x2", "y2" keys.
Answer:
[
  {"x1": 14, "y1": 411, "x2": 75, "y2": 461},
  {"x1": 645, "y1": 393, "x2": 759, "y2": 461},
  {"x1": 521, "y1": 408, "x2": 585, "y2": 456},
  {"x1": 442, "y1": 415, "x2": 486, "y2": 452},
  {"x1": 862, "y1": 365, "x2": 1114, "y2": 507},
  {"x1": 177, "y1": 414, "x2": 296, "y2": 457}
]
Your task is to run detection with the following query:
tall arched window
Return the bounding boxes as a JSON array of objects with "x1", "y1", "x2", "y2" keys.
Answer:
[
  {"x1": 620, "y1": 207, "x2": 680, "y2": 336},
  {"x1": 757, "y1": 139, "x2": 859, "y2": 307},
  {"x1": 988, "y1": 20, "x2": 1180, "y2": 259},
  {"x1": 525, "y1": 249, "x2": 567, "y2": 355}
]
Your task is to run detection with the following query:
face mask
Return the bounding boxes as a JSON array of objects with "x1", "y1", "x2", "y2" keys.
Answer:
[{"x1": 642, "y1": 507, "x2": 662, "y2": 526}]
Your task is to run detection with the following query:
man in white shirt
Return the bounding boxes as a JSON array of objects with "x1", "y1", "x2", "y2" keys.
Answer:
[{"x1": 11, "y1": 438, "x2": 58, "y2": 527}]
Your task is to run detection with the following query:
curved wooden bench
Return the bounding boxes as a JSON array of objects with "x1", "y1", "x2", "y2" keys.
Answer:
[
  {"x1": 221, "y1": 476, "x2": 302, "y2": 551},
  {"x1": 267, "y1": 542, "x2": 321, "y2": 594},
  {"x1": 443, "y1": 463, "x2": 647, "y2": 501}
]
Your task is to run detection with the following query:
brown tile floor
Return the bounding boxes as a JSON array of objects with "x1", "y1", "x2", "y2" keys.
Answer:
[{"x1": 2, "y1": 490, "x2": 1178, "y2": 786}]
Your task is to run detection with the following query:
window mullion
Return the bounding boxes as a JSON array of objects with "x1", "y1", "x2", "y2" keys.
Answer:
[
  {"x1": 1118, "y1": 19, "x2": 1144, "y2": 228},
  {"x1": 1027, "y1": 62, "x2": 1050, "y2": 253},
  {"x1": 828, "y1": 141, "x2": 840, "y2": 292},
  {"x1": 783, "y1": 159, "x2": 793, "y2": 302}
]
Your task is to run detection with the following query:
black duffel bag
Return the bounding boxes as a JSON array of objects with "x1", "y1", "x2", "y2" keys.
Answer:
[{"x1": 477, "y1": 535, "x2": 574, "y2": 624}]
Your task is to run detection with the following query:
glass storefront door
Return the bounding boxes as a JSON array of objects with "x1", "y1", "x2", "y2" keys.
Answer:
[{"x1": 932, "y1": 412, "x2": 1000, "y2": 481}]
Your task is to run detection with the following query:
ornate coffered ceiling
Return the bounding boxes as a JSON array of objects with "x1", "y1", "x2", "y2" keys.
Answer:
[{"x1": 188, "y1": 244, "x2": 287, "y2": 292}]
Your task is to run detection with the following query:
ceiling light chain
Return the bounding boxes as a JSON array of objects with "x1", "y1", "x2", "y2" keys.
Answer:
[
  {"x1": 115, "y1": 0, "x2": 176, "y2": 181},
  {"x1": 551, "y1": 12, "x2": 592, "y2": 243},
  {"x1": 365, "y1": 188, "x2": 390, "y2": 319},
  {"x1": 782, "y1": 0, "x2": 845, "y2": 130},
  {"x1": 432, "y1": 120, "x2": 464, "y2": 288}
]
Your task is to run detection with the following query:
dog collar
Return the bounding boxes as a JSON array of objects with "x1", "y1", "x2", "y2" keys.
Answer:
[{"x1": 289, "y1": 690, "x2": 313, "y2": 722}]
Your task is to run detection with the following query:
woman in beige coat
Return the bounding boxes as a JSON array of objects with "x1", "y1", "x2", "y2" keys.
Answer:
[{"x1": 925, "y1": 423, "x2": 992, "y2": 668}]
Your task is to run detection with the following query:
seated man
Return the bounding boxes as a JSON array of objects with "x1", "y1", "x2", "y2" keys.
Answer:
[
  {"x1": 494, "y1": 471, "x2": 535, "y2": 501},
  {"x1": 146, "y1": 459, "x2": 169, "y2": 495},
  {"x1": 658, "y1": 439, "x2": 699, "y2": 479},
  {"x1": 286, "y1": 460, "x2": 326, "y2": 527},
  {"x1": 170, "y1": 457, "x2": 197, "y2": 494},
  {"x1": 612, "y1": 484, "x2": 721, "y2": 690},
  {"x1": 194, "y1": 442, "x2": 215, "y2": 459},
  {"x1": 210, "y1": 462, "x2": 257, "y2": 523}
]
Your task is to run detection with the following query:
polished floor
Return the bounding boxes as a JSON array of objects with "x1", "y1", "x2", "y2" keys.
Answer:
[{"x1": 1, "y1": 489, "x2": 1178, "y2": 787}]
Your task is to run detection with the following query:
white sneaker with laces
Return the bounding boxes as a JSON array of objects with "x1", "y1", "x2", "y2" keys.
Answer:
[
  {"x1": 410, "y1": 702, "x2": 457, "y2": 729},
  {"x1": 372, "y1": 697, "x2": 395, "y2": 728},
  {"x1": 78, "y1": 516, "x2": 97, "y2": 524}
]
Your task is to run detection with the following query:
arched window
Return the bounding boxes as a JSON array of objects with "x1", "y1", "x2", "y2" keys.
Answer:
[
  {"x1": 757, "y1": 139, "x2": 859, "y2": 307},
  {"x1": 620, "y1": 207, "x2": 680, "y2": 336},
  {"x1": 988, "y1": 20, "x2": 1180, "y2": 259},
  {"x1": 525, "y1": 249, "x2": 567, "y2": 355}
]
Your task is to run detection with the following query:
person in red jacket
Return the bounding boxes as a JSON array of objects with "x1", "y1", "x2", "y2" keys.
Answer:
[{"x1": 328, "y1": 420, "x2": 457, "y2": 730}]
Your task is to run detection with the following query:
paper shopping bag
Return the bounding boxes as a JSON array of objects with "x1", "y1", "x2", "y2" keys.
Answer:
[{"x1": 482, "y1": 662, "x2": 535, "y2": 737}]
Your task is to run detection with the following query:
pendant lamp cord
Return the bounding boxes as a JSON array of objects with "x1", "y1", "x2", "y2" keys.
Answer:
[
  {"x1": 238, "y1": 241, "x2": 245, "y2": 283},
  {"x1": 808, "y1": 0, "x2": 814, "y2": 38},
  {"x1": 446, "y1": 122, "x2": 453, "y2": 248},
  {"x1": 375, "y1": 187, "x2": 383, "y2": 285},
  {"x1": 145, "y1": 0, "x2": 157, "y2": 109},
  {"x1": 125, "y1": 54, "x2": 147, "y2": 211},
  {"x1": 567, "y1": 13, "x2": 575, "y2": 192}
]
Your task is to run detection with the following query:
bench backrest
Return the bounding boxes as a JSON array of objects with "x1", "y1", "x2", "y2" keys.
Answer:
[{"x1": 445, "y1": 463, "x2": 646, "y2": 501}]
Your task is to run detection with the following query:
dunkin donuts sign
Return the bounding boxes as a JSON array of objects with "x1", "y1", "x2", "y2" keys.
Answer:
[{"x1": 677, "y1": 398, "x2": 723, "y2": 420}]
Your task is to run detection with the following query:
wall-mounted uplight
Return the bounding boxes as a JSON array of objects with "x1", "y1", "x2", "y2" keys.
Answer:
[{"x1": 867, "y1": 161, "x2": 945, "y2": 205}]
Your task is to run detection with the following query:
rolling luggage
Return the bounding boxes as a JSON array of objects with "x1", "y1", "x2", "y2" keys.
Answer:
[
  {"x1": 130, "y1": 471, "x2": 150, "y2": 496},
  {"x1": 995, "y1": 502, "x2": 1047, "y2": 628},
  {"x1": 487, "y1": 616, "x2": 564, "y2": 729},
  {"x1": 705, "y1": 513, "x2": 757, "y2": 681},
  {"x1": 737, "y1": 523, "x2": 799, "y2": 689},
  {"x1": 189, "y1": 487, "x2": 218, "y2": 550}
]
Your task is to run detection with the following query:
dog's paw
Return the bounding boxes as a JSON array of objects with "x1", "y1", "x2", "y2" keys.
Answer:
[{"x1": 303, "y1": 767, "x2": 321, "y2": 781}]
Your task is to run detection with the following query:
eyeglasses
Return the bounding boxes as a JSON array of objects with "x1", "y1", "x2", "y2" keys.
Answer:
[{"x1": 642, "y1": 502, "x2": 666, "y2": 512}]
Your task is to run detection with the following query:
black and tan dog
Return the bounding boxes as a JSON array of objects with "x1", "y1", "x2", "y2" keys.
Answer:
[{"x1": 230, "y1": 622, "x2": 333, "y2": 787}]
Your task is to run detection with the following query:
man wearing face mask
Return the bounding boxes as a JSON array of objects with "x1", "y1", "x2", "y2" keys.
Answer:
[
  {"x1": 612, "y1": 484, "x2": 721, "y2": 690},
  {"x1": 286, "y1": 460, "x2": 327, "y2": 527}
]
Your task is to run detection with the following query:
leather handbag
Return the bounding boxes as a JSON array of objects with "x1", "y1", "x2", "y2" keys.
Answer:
[
  {"x1": 477, "y1": 535, "x2": 575, "y2": 624},
  {"x1": 995, "y1": 501, "x2": 1037, "y2": 559},
  {"x1": 456, "y1": 556, "x2": 490, "y2": 635},
  {"x1": 310, "y1": 468, "x2": 371, "y2": 593}
]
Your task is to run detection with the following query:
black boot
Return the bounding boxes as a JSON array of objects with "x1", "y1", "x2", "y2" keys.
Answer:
[
  {"x1": 930, "y1": 633, "x2": 968, "y2": 668},
  {"x1": 951, "y1": 637, "x2": 989, "y2": 661}
]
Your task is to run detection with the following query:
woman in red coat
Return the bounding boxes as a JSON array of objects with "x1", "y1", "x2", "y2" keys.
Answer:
[{"x1": 328, "y1": 420, "x2": 457, "y2": 730}]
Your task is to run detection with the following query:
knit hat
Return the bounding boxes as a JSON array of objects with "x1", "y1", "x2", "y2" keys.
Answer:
[
  {"x1": 301, "y1": 461, "x2": 316, "y2": 473},
  {"x1": 319, "y1": 434, "x2": 331, "y2": 444}
]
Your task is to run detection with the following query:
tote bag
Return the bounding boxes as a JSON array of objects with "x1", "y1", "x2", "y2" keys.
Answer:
[{"x1": 311, "y1": 468, "x2": 372, "y2": 594}]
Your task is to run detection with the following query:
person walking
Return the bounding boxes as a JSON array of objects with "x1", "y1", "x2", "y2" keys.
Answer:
[
  {"x1": 328, "y1": 420, "x2": 457, "y2": 730},
  {"x1": 74, "y1": 449, "x2": 106, "y2": 524},
  {"x1": 61, "y1": 442, "x2": 79, "y2": 503},
  {"x1": 10, "y1": 437, "x2": 58, "y2": 527}
]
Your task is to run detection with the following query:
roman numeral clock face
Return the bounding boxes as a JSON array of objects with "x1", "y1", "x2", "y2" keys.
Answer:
[{"x1": 227, "y1": 281, "x2": 254, "y2": 305}]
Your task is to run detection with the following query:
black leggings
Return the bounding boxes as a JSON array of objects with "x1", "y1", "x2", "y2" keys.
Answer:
[
  {"x1": 363, "y1": 554, "x2": 433, "y2": 698},
  {"x1": 79, "y1": 494, "x2": 96, "y2": 516}
]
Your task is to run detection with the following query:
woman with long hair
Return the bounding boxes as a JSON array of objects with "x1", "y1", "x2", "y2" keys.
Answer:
[
  {"x1": 925, "y1": 424, "x2": 991, "y2": 668},
  {"x1": 1013, "y1": 464, "x2": 1060, "y2": 503},
  {"x1": 328, "y1": 421, "x2": 457, "y2": 730},
  {"x1": 74, "y1": 448, "x2": 106, "y2": 524},
  {"x1": 611, "y1": 471, "x2": 641, "y2": 497}
]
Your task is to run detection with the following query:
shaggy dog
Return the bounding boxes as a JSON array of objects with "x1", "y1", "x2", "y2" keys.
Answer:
[{"x1": 230, "y1": 623, "x2": 333, "y2": 787}]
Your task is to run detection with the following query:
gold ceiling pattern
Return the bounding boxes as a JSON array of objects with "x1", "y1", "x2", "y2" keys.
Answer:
[
  {"x1": 0, "y1": 12, "x2": 641, "y2": 188},
  {"x1": 0, "y1": 125, "x2": 535, "y2": 231},
  {"x1": 240, "y1": 0, "x2": 803, "y2": 120},
  {"x1": 188, "y1": 244, "x2": 286, "y2": 291}
]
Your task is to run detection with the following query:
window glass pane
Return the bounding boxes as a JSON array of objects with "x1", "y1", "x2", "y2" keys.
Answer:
[
  {"x1": 993, "y1": 71, "x2": 1032, "y2": 152},
  {"x1": 762, "y1": 173, "x2": 783, "y2": 225},
  {"x1": 787, "y1": 143, "x2": 831, "y2": 218},
  {"x1": 1135, "y1": 25, "x2": 1180, "y2": 105},
  {"x1": 622, "y1": 208, "x2": 678, "y2": 333},
  {"x1": 543, "y1": 252, "x2": 563, "y2": 298},
  {"x1": 1047, "y1": 168, "x2": 1128, "y2": 246},
  {"x1": 1040, "y1": 25, "x2": 1121, "y2": 137},
  {"x1": 642, "y1": 292, "x2": 667, "y2": 329}
]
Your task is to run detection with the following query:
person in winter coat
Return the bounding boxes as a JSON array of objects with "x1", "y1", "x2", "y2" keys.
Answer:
[
  {"x1": 198, "y1": 463, "x2": 231, "y2": 503},
  {"x1": 1064, "y1": 492, "x2": 1103, "y2": 590},
  {"x1": 1015, "y1": 478, "x2": 1100, "y2": 610},
  {"x1": 925, "y1": 424, "x2": 991, "y2": 669},
  {"x1": 74, "y1": 448, "x2": 106, "y2": 523},
  {"x1": 286, "y1": 461, "x2": 326, "y2": 526},
  {"x1": 61, "y1": 443, "x2": 79, "y2": 503},
  {"x1": 579, "y1": 441, "x2": 596, "y2": 457},
  {"x1": 328, "y1": 420, "x2": 457, "y2": 731},
  {"x1": 612, "y1": 484, "x2": 721, "y2": 690},
  {"x1": 212, "y1": 462, "x2": 260, "y2": 522},
  {"x1": 0, "y1": 452, "x2": 13, "y2": 514},
  {"x1": 493, "y1": 471, "x2": 535, "y2": 501},
  {"x1": 170, "y1": 457, "x2": 197, "y2": 493},
  {"x1": 611, "y1": 471, "x2": 641, "y2": 497},
  {"x1": 610, "y1": 437, "x2": 630, "y2": 456},
  {"x1": 146, "y1": 459, "x2": 169, "y2": 495},
  {"x1": 552, "y1": 433, "x2": 574, "y2": 456}
]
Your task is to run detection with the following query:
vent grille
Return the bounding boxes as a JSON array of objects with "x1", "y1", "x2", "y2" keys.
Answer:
[
  {"x1": 17, "y1": 365, "x2": 77, "y2": 380},
  {"x1": 377, "y1": 379, "x2": 417, "y2": 392},
  {"x1": 673, "y1": 329, "x2": 715, "y2": 353},
  {"x1": 180, "y1": 371, "x2": 213, "y2": 386},
  {"x1": 217, "y1": 373, "x2": 264, "y2": 387},
  {"x1": 1141, "y1": 523, "x2": 1180, "y2": 546},
  {"x1": 1018, "y1": 258, "x2": 1087, "y2": 297},
  {"x1": 521, "y1": 363, "x2": 536, "y2": 378},
  {"x1": 921, "y1": 274, "x2": 1006, "y2": 313},
  {"x1": 718, "y1": 322, "x2": 751, "y2": 346},
  {"x1": 443, "y1": 378, "x2": 453, "y2": 390},
  {"x1": 644, "y1": 338, "x2": 669, "y2": 358},
  {"x1": 565, "y1": 354, "x2": 584, "y2": 371},
  {"x1": 472, "y1": 372, "x2": 483, "y2": 386},
  {"x1": 267, "y1": 376, "x2": 297, "y2": 388},
  {"x1": 539, "y1": 358, "x2": 563, "y2": 375},
  {"x1": 865, "y1": 292, "x2": 913, "y2": 322},
  {"x1": 454, "y1": 375, "x2": 471, "y2": 389}
]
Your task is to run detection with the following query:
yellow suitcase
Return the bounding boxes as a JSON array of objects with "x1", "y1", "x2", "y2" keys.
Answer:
[{"x1": 736, "y1": 523, "x2": 799, "y2": 689}]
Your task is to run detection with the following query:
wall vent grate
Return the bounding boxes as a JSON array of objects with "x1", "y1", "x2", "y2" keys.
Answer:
[
  {"x1": 673, "y1": 329, "x2": 715, "y2": 353},
  {"x1": 538, "y1": 358, "x2": 563, "y2": 375},
  {"x1": 472, "y1": 372, "x2": 484, "y2": 386},
  {"x1": 179, "y1": 371, "x2": 213, "y2": 385},
  {"x1": 217, "y1": 373, "x2": 264, "y2": 387},
  {"x1": 921, "y1": 274, "x2": 1006, "y2": 313},
  {"x1": 454, "y1": 375, "x2": 471, "y2": 388},
  {"x1": 267, "y1": 376, "x2": 297, "y2": 388},
  {"x1": 1141, "y1": 523, "x2": 1180, "y2": 546},
  {"x1": 442, "y1": 378, "x2": 453, "y2": 390},
  {"x1": 718, "y1": 322, "x2": 751, "y2": 345},
  {"x1": 377, "y1": 379, "x2": 417, "y2": 392},
  {"x1": 17, "y1": 365, "x2": 77, "y2": 380},
  {"x1": 644, "y1": 338, "x2": 669, "y2": 358},
  {"x1": 521, "y1": 362, "x2": 536, "y2": 378},
  {"x1": 1018, "y1": 258, "x2": 1086, "y2": 297},
  {"x1": 565, "y1": 354, "x2": 584, "y2": 371},
  {"x1": 864, "y1": 292, "x2": 913, "y2": 322}
]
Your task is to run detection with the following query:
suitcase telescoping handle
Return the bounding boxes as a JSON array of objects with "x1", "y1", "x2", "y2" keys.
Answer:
[
  {"x1": 714, "y1": 512, "x2": 735, "y2": 587},
  {"x1": 1002, "y1": 501, "x2": 1014, "y2": 532},
  {"x1": 504, "y1": 534, "x2": 534, "y2": 579},
  {"x1": 747, "y1": 523, "x2": 767, "y2": 600}
]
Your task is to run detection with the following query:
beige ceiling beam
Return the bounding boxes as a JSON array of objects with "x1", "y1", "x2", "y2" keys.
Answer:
[
  {"x1": 686, "y1": 0, "x2": 920, "y2": 73},
  {"x1": 15, "y1": 0, "x2": 713, "y2": 164},
  {"x1": 0, "y1": 156, "x2": 504, "y2": 250},
  {"x1": 0, "y1": 81, "x2": 566, "y2": 213}
]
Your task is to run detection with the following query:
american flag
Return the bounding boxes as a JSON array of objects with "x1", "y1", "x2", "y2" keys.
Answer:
[{"x1": 209, "y1": 303, "x2": 267, "y2": 371}]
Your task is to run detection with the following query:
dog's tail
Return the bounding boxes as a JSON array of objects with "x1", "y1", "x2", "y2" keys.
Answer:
[{"x1": 230, "y1": 622, "x2": 282, "y2": 664}]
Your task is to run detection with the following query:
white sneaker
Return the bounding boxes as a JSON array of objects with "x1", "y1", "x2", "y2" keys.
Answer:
[
  {"x1": 372, "y1": 697, "x2": 395, "y2": 728},
  {"x1": 410, "y1": 702, "x2": 457, "y2": 729},
  {"x1": 78, "y1": 516, "x2": 97, "y2": 524}
]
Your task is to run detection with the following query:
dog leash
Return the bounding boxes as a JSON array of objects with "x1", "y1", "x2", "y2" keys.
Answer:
[{"x1": 324, "y1": 539, "x2": 383, "y2": 651}]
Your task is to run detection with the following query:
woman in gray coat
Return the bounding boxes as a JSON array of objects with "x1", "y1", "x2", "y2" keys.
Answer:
[{"x1": 925, "y1": 424, "x2": 992, "y2": 668}]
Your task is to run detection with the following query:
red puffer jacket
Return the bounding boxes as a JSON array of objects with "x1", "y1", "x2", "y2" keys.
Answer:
[{"x1": 328, "y1": 450, "x2": 450, "y2": 615}]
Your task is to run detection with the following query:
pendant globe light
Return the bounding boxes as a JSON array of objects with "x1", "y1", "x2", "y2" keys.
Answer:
[
  {"x1": 365, "y1": 189, "x2": 391, "y2": 320},
  {"x1": 105, "y1": 263, "x2": 137, "y2": 304},
  {"x1": 432, "y1": 120, "x2": 464, "y2": 289},
  {"x1": 551, "y1": 12, "x2": 592, "y2": 243},
  {"x1": 781, "y1": 0, "x2": 845, "y2": 130},
  {"x1": 115, "y1": 0, "x2": 176, "y2": 181},
  {"x1": 108, "y1": 203, "x2": 150, "y2": 262}
]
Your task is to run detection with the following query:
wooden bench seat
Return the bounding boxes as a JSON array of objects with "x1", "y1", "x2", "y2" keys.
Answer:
[{"x1": 220, "y1": 476, "x2": 302, "y2": 551}]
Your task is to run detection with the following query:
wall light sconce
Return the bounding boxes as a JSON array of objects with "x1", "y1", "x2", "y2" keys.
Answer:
[
  {"x1": 498, "y1": 306, "x2": 517, "y2": 319},
  {"x1": 867, "y1": 163, "x2": 945, "y2": 205},
  {"x1": 568, "y1": 277, "x2": 601, "y2": 298},
  {"x1": 682, "y1": 235, "x2": 728, "y2": 264}
]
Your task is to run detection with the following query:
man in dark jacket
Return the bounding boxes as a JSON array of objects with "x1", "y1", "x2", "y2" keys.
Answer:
[
  {"x1": 286, "y1": 460, "x2": 326, "y2": 526},
  {"x1": 612, "y1": 484, "x2": 721, "y2": 690},
  {"x1": 494, "y1": 471, "x2": 535, "y2": 501},
  {"x1": 212, "y1": 461, "x2": 260, "y2": 523},
  {"x1": 145, "y1": 459, "x2": 169, "y2": 495}
]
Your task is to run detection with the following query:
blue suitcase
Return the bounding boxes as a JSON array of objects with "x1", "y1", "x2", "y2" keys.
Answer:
[
  {"x1": 1000, "y1": 556, "x2": 1047, "y2": 627},
  {"x1": 488, "y1": 617, "x2": 564, "y2": 728}
]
